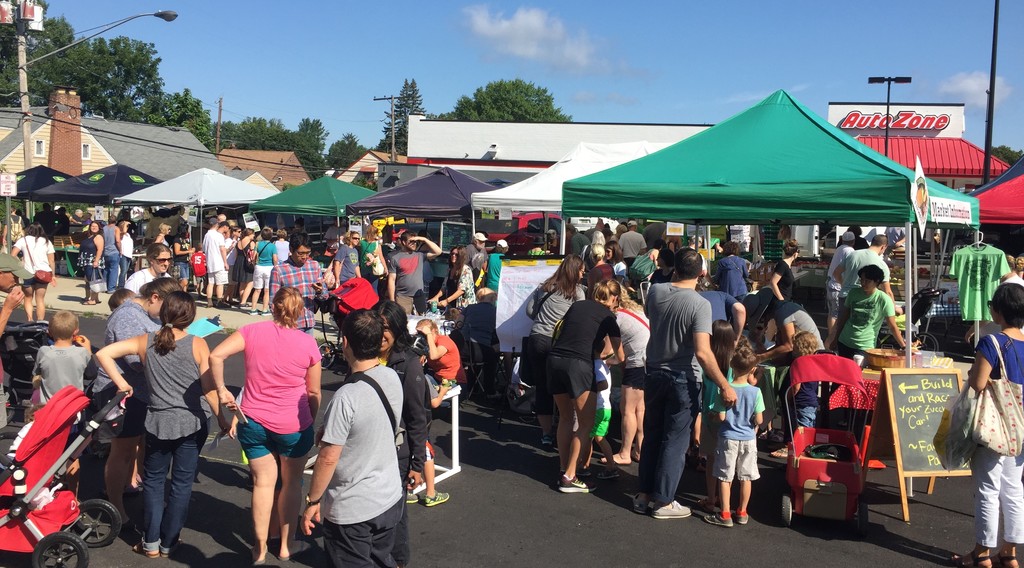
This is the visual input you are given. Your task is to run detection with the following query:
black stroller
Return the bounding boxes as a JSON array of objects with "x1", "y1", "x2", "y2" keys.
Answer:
[{"x1": 2, "y1": 322, "x2": 51, "y2": 424}]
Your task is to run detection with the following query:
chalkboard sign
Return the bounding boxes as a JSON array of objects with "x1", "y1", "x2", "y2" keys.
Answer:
[
  {"x1": 440, "y1": 221, "x2": 473, "y2": 254},
  {"x1": 865, "y1": 368, "x2": 970, "y2": 522}
]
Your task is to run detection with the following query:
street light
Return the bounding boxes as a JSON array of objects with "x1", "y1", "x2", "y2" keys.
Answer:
[
  {"x1": 982, "y1": 0, "x2": 1000, "y2": 185},
  {"x1": 16, "y1": 8, "x2": 178, "y2": 172},
  {"x1": 867, "y1": 76, "x2": 912, "y2": 157}
]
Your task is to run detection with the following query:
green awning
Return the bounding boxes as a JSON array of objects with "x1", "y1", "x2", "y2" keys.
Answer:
[
  {"x1": 562, "y1": 90, "x2": 978, "y2": 229},
  {"x1": 248, "y1": 177, "x2": 375, "y2": 217}
]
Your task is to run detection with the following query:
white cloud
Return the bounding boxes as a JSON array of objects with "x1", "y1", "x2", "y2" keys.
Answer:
[
  {"x1": 464, "y1": 5, "x2": 602, "y2": 73},
  {"x1": 939, "y1": 71, "x2": 1011, "y2": 109}
]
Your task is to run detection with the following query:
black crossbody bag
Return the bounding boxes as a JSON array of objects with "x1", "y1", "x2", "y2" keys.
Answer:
[{"x1": 350, "y1": 371, "x2": 404, "y2": 447}]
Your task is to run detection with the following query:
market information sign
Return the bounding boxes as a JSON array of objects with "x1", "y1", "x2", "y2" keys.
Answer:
[{"x1": 912, "y1": 157, "x2": 928, "y2": 238}]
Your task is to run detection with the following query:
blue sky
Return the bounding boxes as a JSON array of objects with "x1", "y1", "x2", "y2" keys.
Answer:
[{"x1": 51, "y1": 1, "x2": 1024, "y2": 154}]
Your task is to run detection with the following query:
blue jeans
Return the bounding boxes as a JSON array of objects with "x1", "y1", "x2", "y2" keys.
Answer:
[
  {"x1": 638, "y1": 367, "x2": 702, "y2": 505},
  {"x1": 103, "y1": 252, "x2": 120, "y2": 292},
  {"x1": 118, "y1": 255, "x2": 132, "y2": 288},
  {"x1": 141, "y1": 426, "x2": 206, "y2": 555}
]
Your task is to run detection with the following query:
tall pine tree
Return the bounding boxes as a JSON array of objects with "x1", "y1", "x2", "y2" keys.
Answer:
[{"x1": 377, "y1": 79, "x2": 425, "y2": 157}]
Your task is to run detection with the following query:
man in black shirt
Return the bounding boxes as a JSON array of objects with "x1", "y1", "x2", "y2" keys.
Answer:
[{"x1": 33, "y1": 203, "x2": 60, "y2": 238}]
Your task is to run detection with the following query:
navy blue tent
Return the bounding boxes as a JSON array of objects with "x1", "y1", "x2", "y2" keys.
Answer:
[
  {"x1": 346, "y1": 167, "x2": 496, "y2": 219},
  {"x1": 16, "y1": 166, "x2": 71, "y2": 198},
  {"x1": 32, "y1": 164, "x2": 162, "y2": 205}
]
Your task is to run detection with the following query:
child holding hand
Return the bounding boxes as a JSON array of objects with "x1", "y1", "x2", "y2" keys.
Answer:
[
  {"x1": 32, "y1": 310, "x2": 96, "y2": 404},
  {"x1": 705, "y1": 338, "x2": 764, "y2": 528}
]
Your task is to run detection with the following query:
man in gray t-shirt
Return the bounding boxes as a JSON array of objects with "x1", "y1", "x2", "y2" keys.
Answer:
[
  {"x1": 387, "y1": 232, "x2": 441, "y2": 314},
  {"x1": 302, "y1": 311, "x2": 405, "y2": 565},
  {"x1": 637, "y1": 249, "x2": 736, "y2": 520}
]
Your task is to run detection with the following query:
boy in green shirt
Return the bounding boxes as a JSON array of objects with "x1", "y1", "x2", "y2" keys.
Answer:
[{"x1": 826, "y1": 264, "x2": 906, "y2": 360}]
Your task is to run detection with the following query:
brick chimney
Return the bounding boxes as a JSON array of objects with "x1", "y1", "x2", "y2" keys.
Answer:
[{"x1": 47, "y1": 86, "x2": 82, "y2": 175}]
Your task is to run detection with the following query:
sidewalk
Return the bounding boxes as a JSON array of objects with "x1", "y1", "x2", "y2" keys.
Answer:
[{"x1": 34, "y1": 275, "x2": 302, "y2": 333}]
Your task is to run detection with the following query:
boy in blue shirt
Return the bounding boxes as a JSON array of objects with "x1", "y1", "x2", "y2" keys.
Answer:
[{"x1": 706, "y1": 338, "x2": 764, "y2": 527}]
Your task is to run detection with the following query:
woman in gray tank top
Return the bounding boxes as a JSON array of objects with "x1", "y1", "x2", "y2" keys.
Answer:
[{"x1": 96, "y1": 291, "x2": 227, "y2": 558}]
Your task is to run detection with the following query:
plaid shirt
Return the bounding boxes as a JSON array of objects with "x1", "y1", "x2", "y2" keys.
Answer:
[{"x1": 269, "y1": 258, "x2": 328, "y2": 330}]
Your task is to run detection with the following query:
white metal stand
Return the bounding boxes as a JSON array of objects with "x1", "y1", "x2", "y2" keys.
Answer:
[{"x1": 411, "y1": 394, "x2": 462, "y2": 493}]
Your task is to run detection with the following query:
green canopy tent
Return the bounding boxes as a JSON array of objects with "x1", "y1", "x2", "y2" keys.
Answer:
[
  {"x1": 248, "y1": 177, "x2": 376, "y2": 217},
  {"x1": 563, "y1": 90, "x2": 979, "y2": 367},
  {"x1": 562, "y1": 90, "x2": 978, "y2": 229}
]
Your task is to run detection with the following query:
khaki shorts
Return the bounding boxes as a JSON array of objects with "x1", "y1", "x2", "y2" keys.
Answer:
[
  {"x1": 699, "y1": 417, "x2": 720, "y2": 458},
  {"x1": 714, "y1": 439, "x2": 760, "y2": 482},
  {"x1": 395, "y1": 295, "x2": 415, "y2": 314},
  {"x1": 209, "y1": 269, "x2": 229, "y2": 286}
]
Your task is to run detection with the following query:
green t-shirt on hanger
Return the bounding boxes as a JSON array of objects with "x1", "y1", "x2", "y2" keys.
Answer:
[{"x1": 949, "y1": 245, "x2": 1011, "y2": 322}]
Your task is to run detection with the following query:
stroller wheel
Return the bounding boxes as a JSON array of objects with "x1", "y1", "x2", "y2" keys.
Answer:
[
  {"x1": 75, "y1": 499, "x2": 122, "y2": 548},
  {"x1": 318, "y1": 341, "x2": 337, "y2": 370},
  {"x1": 781, "y1": 493, "x2": 793, "y2": 527},
  {"x1": 915, "y1": 332, "x2": 940, "y2": 353},
  {"x1": 31, "y1": 531, "x2": 89, "y2": 568}
]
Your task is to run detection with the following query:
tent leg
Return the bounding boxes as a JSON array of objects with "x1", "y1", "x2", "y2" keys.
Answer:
[
  {"x1": 905, "y1": 221, "x2": 914, "y2": 367},
  {"x1": 559, "y1": 214, "x2": 566, "y2": 255}
]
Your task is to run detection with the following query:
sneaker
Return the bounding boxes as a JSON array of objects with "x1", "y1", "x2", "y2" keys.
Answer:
[
  {"x1": 735, "y1": 512, "x2": 749, "y2": 525},
  {"x1": 259, "y1": 310, "x2": 271, "y2": 316},
  {"x1": 597, "y1": 468, "x2": 620, "y2": 480},
  {"x1": 540, "y1": 434, "x2": 555, "y2": 448},
  {"x1": 632, "y1": 493, "x2": 651, "y2": 515},
  {"x1": 557, "y1": 476, "x2": 589, "y2": 494},
  {"x1": 576, "y1": 467, "x2": 592, "y2": 478},
  {"x1": 702, "y1": 512, "x2": 734, "y2": 527},
  {"x1": 651, "y1": 501, "x2": 692, "y2": 520},
  {"x1": 422, "y1": 492, "x2": 450, "y2": 507},
  {"x1": 248, "y1": 309, "x2": 260, "y2": 316},
  {"x1": 405, "y1": 492, "x2": 419, "y2": 504}
]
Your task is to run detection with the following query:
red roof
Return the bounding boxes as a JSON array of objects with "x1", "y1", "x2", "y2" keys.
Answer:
[{"x1": 856, "y1": 136, "x2": 1008, "y2": 178}]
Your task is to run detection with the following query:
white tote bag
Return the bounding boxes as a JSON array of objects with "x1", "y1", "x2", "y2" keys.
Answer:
[{"x1": 972, "y1": 335, "x2": 1024, "y2": 457}]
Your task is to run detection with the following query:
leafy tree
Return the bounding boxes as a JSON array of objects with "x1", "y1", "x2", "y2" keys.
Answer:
[
  {"x1": 376, "y1": 78, "x2": 425, "y2": 156},
  {"x1": 328, "y1": 133, "x2": 367, "y2": 171},
  {"x1": 992, "y1": 145, "x2": 1022, "y2": 167},
  {"x1": 147, "y1": 88, "x2": 214, "y2": 150},
  {"x1": 439, "y1": 79, "x2": 571, "y2": 122},
  {"x1": 219, "y1": 117, "x2": 294, "y2": 151},
  {"x1": 293, "y1": 117, "x2": 328, "y2": 178},
  {"x1": 0, "y1": 3, "x2": 75, "y2": 107}
]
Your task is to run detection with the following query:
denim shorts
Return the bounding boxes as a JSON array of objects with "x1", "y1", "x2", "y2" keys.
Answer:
[
  {"x1": 238, "y1": 417, "x2": 314, "y2": 460},
  {"x1": 174, "y1": 261, "x2": 190, "y2": 280}
]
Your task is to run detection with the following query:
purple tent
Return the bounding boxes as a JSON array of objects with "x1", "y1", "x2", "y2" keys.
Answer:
[{"x1": 346, "y1": 167, "x2": 496, "y2": 219}]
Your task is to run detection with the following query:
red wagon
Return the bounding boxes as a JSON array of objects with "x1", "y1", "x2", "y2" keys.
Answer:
[{"x1": 781, "y1": 353, "x2": 870, "y2": 535}]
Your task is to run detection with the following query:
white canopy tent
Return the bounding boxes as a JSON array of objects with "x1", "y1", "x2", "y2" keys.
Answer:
[
  {"x1": 470, "y1": 141, "x2": 672, "y2": 212},
  {"x1": 116, "y1": 168, "x2": 279, "y2": 206}
]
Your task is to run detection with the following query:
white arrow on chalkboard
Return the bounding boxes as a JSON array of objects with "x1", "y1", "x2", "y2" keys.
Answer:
[{"x1": 898, "y1": 383, "x2": 920, "y2": 395}]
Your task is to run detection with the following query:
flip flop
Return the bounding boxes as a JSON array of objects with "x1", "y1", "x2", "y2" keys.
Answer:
[{"x1": 771, "y1": 447, "x2": 789, "y2": 459}]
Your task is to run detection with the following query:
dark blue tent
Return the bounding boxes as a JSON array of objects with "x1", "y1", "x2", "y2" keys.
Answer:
[
  {"x1": 16, "y1": 166, "x2": 71, "y2": 198},
  {"x1": 346, "y1": 167, "x2": 495, "y2": 219},
  {"x1": 32, "y1": 164, "x2": 162, "y2": 205}
]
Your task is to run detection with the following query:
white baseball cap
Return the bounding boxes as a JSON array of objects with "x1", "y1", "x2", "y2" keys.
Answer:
[
  {"x1": 473, "y1": 232, "x2": 487, "y2": 242},
  {"x1": 496, "y1": 239, "x2": 508, "y2": 248}
]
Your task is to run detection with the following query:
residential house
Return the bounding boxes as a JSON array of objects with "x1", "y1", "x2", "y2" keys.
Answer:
[
  {"x1": 223, "y1": 169, "x2": 278, "y2": 191},
  {"x1": 217, "y1": 149, "x2": 309, "y2": 190},
  {"x1": 0, "y1": 86, "x2": 224, "y2": 180},
  {"x1": 334, "y1": 149, "x2": 406, "y2": 185}
]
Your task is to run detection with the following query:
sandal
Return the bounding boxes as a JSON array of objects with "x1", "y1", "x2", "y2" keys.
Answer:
[
  {"x1": 999, "y1": 555, "x2": 1018, "y2": 568},
  {"x1": 81, "y1": 300, "x2": 98, "y2": 306},
  {"x1": 951, "y1": 552, "x2": 993, "y2": 567},
  {"x1": 771, "y1": 447, "x2": 789, "y2": 459},
  {"x1": 133, "y1": 542, "x2": 159, "y2": 559}
]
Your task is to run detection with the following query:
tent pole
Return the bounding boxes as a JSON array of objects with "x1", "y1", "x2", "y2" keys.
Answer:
[
  {"x1": 705, "y1": 225, "x2": 712, "y2": 263},
  {"x1": 905, "y1": 221, "x2": 914, "y2": 367},
  {"x1": 559, "y1": 213, "x2": 566, "y2": 255}
]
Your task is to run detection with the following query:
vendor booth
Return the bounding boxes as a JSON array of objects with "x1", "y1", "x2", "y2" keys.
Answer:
[
  {"x1": 116, "y1": 168, "x2": 278, "y2": 207},
  {"x1": 248, "y1": 177, "x2": 375, "y2": 217},
  {"x1": 15, "y1": 166, "x2": 70, "y2": 198},
  {"x1": 32, "y1": 164, "x2": 162, "y2": 204},
  {"x1": 346, "y1": 167, "x2": 496, "y2": 220},
  {"x1": 970, "y1": 155, "x2": 1024, "y2": 226}
]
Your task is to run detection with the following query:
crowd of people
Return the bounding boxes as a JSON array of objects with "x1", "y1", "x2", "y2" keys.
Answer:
[{"x1": 5, "y1": 208, "x2": 1024, "y2": 567}]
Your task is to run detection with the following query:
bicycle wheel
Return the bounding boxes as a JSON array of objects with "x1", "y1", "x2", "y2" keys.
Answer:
[{"x1": 915, "y1": 332, "x2": 941, "y2": 353}]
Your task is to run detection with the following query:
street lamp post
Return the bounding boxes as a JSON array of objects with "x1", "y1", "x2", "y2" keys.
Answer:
[
  {"x1": 868, "y1": 76, "x2": 912, "y2": 157},
  {"x1": 982, "y1": 0, "x2": 1000, "y2": 185}
]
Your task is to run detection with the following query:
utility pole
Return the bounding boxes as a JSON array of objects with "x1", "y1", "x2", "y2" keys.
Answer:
[
  {"x1": 16, "y1": 2, "x2": 32, "y2": 236},
  {"x1": 374, "y1": 95, "x2": 396, "y2": 163},
  {"x1": 982, "y1": 0, "x2": 1000, "y2": 185},
  {"x1": 215, "y1": 97, "x2": 223, "y2": 153}
]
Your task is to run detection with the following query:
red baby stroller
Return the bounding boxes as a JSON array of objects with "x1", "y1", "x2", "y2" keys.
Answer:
[
  {"x1": 781, "y1": 353, "x2": 870, "y2": 535},
  {"x1": 317, "y1": 277, "x2": 381, "y2": 369},
  {"x1": 0, "y1": 386, "x2": 126, "y2": 567}
]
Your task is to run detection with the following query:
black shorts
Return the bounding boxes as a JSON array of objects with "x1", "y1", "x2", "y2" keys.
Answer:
[
  {"x1": 546, "y1": 355, "x2": 593, "y2": 399},
  {"x1": 622, "y1": 366, "x2": 646, "y2": 389}
]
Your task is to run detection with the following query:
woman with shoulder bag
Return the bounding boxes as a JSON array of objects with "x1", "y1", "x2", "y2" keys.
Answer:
[
  {"x1": 232, "y1": 228, "x2": 256, "y2": 309},
  {"x1": 360, "y1": 225, "x2": 387, "y2": 294},
  {"x1": 11, "y1": 222, "x2": 56, "y2": 321},
  {"x1": 952, "y1": 283, "x2": 1024, "y2": 568}
]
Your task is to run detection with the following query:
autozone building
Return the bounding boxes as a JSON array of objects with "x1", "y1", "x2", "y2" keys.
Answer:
[{"x1": 828, "y1": 102, "x2": 1007, "y2": 190}]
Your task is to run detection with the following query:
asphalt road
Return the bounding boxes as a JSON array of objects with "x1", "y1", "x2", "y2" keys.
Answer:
[{"x1": 1, "y1": 313, "x2": 981, "y2": 567}]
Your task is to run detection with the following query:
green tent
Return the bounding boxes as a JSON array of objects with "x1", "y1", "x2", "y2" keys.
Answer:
[
  {"x1": 562, "y1": 90, "x2": 978, "y2": 229},
  {"x1": 248, "y1": 177, "x2": 375, "y2": 216}
]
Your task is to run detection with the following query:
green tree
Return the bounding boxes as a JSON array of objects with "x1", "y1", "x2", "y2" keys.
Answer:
[
  {"x1": 439, "y1": 79, "x2": 571, "y2": 122},
  {"x1": 992, "y1": 145, "x2": 1023, "y2": 167},
  {"x1": 376, "y1": 78, "x2": 425, "y2": 156},
  {"x1": 327, "y1": 133, "x2": 367, "y2": 171},
  {"x1": 219, "y1": 117, "x2": 293, "y2": 151},
  {"x1": 294, "y1": 117, "x2": 328, "y2": 178},
  {"x1": 147, "y1": 88, "x2": 214, "y2": 150}
]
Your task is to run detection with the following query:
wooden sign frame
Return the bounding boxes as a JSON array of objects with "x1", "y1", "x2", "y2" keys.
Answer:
[{"x1": 863, "y1": 368, "x2": 971, "y2": 522}]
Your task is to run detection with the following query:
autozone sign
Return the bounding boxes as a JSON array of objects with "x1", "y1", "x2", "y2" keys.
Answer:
[{"x1": 838, "y1": 110, "x2": 950, "y2": 131}]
